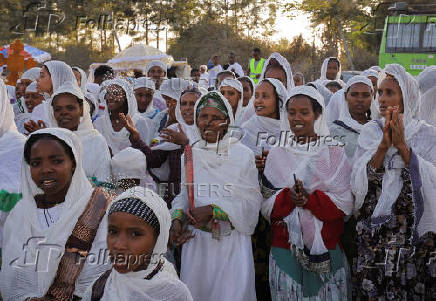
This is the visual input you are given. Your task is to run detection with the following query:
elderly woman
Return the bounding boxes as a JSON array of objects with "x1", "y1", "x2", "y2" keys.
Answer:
[
  {"x1": 0, "y1": 128, "x2": 111, "y2": 300},
  {"x1": 170, "y1": 91, "x2": 262, "y2": 301},
  {"x1": 261, "y1": 86, "x2": 353, "y2": 300},
  {"x1": 351, "y1": 64, "x2": 436, "y2": 299},
  {"x1": 94, "y1": 78, "x2": 153, "y2": 155}
]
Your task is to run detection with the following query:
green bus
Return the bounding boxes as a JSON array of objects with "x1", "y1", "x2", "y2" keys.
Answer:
[{"x1": 379, "y1": 3, "x2": 436, "y2": 76}]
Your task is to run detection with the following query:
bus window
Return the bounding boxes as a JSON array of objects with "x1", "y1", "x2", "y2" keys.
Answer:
[
  {"x1": 386, "y1": 23, "x2": 421, "y2": 52},
  {"x1": 423, "y1": 23, "x2": 436, "y2": 51}
]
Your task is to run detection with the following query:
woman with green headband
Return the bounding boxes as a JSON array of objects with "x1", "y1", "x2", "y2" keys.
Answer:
[{"x1": 169, "y1": 91, "x2": 262, "y2": 301}]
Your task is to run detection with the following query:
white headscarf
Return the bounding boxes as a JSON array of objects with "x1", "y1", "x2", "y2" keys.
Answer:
[
  {"x1": 73, "y1": 66, "x2": 88, "y2": 94},
  {"x1": 219, "y1": 78, "x2": 244, "y2": 126},
  {"x1": 351, "y1": 64, "x2": 436, "y2": 238},
  {"x1": 47, "y1": 82, "x2": 94, "y2": 136},
  {"x1": 419, "y1": 86, "x2": 436, "y2": 126},
  {"x1": 319, "y1": 57, "x2": 342, "y2": 81},
  {"x1": 281, "y1": 85, "x2": 330, "y2": 139},
  {"x1": 172, "y1": 91, "x2": 262, "y2": 235},
  {"x1": 111, "y1": 147, "x2": 148, "y2": 181},
  {"x1": 241, "y1": 78, "x2": 286, "y2": 153},
  {"x1": 262, "y1": 85, "x2": 353, "y2": 256},
  {"x1": 95, "y1": 78, "x2": 153, "y2": 154},
  {"x1": 336, "y1": 75, "x2": 374, "y2": 132},
  {"x1": 259, "y1": 52, "x2": 295, "y2": 94},
  {"x1": 417, "y1": 65, "x2": 436, "y2": 95},
  {"x1": 82, "y1": 187, "x2": 192, "y2": 301},
  {"x1": 25, "y1": 81, "x2": 39, "y2": 94},
  {"x1": 146, "y1": 60, "x2": 167, "y2": 76},
  {"x1": 362, "y1": 68, "x2": 378, "y2": 79},
  {"x1": 43, "y1": 60, "x2": 78, "y2": 95},
  {"x1": 238, "y1": 76, "x2": 256, "y2": 125},
  {"x1": 0, "y1": 128, "x2": 110, "y2": 300},
  {"x1": 21, "y1": 67, "x2": 41, "y2": 81}
]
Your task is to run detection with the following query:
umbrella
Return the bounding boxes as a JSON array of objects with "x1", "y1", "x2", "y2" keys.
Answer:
[{"x1": 0, "y1": 44, "x2": 51, "y2": 63}]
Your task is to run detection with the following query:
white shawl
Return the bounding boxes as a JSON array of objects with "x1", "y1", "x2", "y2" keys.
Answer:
[
  {"x1": 219, "y1": 78, "x2": 244, "y2": 126},
  {"x1": 43, "y1": 61, "x2": 78, "y2": 95},
  {"x1": 172, "y1": 92, "x2": 263, "y2": 235},
  {"x1": 0, "y1": 128, "x2": 110, "y2": 300},
  {"x1": 263, "y1": 85, "x2": 353, "y2": 256},
  {"x1": 238, "y1": 76, "x2": 256, "y2": 125},
  {"x1": 419, "y1": 86, "x2": 436, "y2": 126},
  {"x1": 317, "y1": 57, "x2": 346, "y2": 87},
  {"x1": 73, "y1": 66, "x2": 88, "y2": 94},
  {"x1": 94, "y1": 78, "x2": 154, "y2": 155},
  {"x1": 351, "y1": 64, "x2": 436, "y2": 237}
]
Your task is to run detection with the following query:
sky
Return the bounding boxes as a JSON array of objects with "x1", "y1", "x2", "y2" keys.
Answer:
[{"x1": 119, "y1": 10, "x2": 319, "y2": 53}]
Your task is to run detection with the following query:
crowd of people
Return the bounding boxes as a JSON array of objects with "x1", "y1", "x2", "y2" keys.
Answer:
[{"x1": 0, "y1": 48, "x2": 436, "y2": 301}]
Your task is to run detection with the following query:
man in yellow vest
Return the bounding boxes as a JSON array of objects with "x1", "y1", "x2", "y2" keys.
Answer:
[{"x1": 249, "y1": 48, "x2": 265, "y2": 84}]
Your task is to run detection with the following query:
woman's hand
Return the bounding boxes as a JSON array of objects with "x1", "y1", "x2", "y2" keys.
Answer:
[
  {"x1": 169, "y1": 219, "x2": 194, "y2": 247},
  {"x1": 290, "y1": 179, "x2": 309, "y2": 207},
  {"x1": 255, "y1": 149, "x2": 269, "y2": 172},
  {"x1": 160, "y1": 124, "x2": 189, "y2": 146},
  {"x1": 24, "y1": 120, "x2": 47, "y2": 134},
  {"x1": 119, "y1": 113, "x2": 141, "y2": 142},
  {"x1": 380, "y1": 106, "x2": 392, "y2": 150},
  {"x1": 390, "y1": 106, "x2": 411, "y2": 165},
  {"x1": 187, "y1": 205, "x2": 213, "y2": 226}
]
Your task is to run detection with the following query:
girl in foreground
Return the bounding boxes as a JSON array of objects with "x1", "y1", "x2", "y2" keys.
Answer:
[{"x1": 83, "y1": 186, "x2": 192, "y2": 301}]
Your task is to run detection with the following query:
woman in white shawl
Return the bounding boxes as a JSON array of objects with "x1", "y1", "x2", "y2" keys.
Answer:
[
  {"x1": 94, "y1": 78, "x2": 153, "y2": 155},
  {"x1": 329, "y1": 75, "x2": 374, "y2": 159},
  {"x1": 219, "y1": 78, "x2": 244, "y2": 126},
  {"x1": 170, "y1": 91, "x2": 262, "y2": 301},
  {"x1": 46, "y1": 82, "x2": 111, "y2": 183},
  {"x1": 238, "y1": 76, "x2": 256, "y2": 125},
  {"x1": 417, "y1": 66, "x2": 436, "y2": 126},
  {"x1": 82, "y1": 186, "x2": 193, "y2": 301},
  {"x1": 316, "y1": 57, "x2": 345, "y2": 87},
  {"x1": 0, "y1": 79, "x2": 26, "y2": 249},
  {"x1": 351, "y1": 64, "x2": 436, "y2": 299},
  {"x1": 146, "y1": 60, "x2": 167, "y2": 111},
  {"x1": 259, "y1": 52, "x2": 295, "y2": 94},
  {"x1": 72, "y1": 66, "x2": 88, "y2": 94},
  {"x1": 0, "y1": 128, "x2": 111, "y2": 300},
  {"x1": 133, "y1": 76, "x2": 160, "y2": 120},
  {"x1": 27, "y1": 60, "x2": 78, "y2": 129},
  {"x1": 241, "y1": 78, "x2": 287, "y2": 154},
  {"x1": 261, "y1": 86, "x2": 353, "y2": 300}
]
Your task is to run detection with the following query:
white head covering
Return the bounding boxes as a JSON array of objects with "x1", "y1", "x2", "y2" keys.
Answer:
[
  {"x1": 369, "y1": 65, "x2": 382, "y2": 73},
  {"x1": 84, "y1": 187, "x2": 192, "y2": 301},
  {"x1": 320, "y1": 57, "x2": 342, "y2": 81},
  {"x1": 111, "y1": 147, "x2": 147, "y2": 181},
  {"x1": 175, "y1": 85, "x2": 201, "y2": 140},
  {"x1": 146, "y1": 60, "x2": 167, "y2": 76},
  {"x1": 259, "y1": 52, "x2": 295, "y2": 94},
  {"x1": 96, "y1": 78, "x2": 153, "y2": 154},
  {"x1": 419, "y1": 86, "x2": 436, "y2": 126},
  {"x1": 238, "y1": 76, "x2": 256, "y2": 125},
  {"x1": 219, "y1": 78, "x2": 244, "y2": 125},
  {"x1": 0, "y1": 79, "x2": 18, "y2": 135},
  {"x1": 43, "y1": 60, "x2": 78, "y2": 95},
  {"x1": 281, "y1": 85, "x2": 330, "y2": 139},
  {"x1": 47, "y1": 82, "x2": 94, "y2": 136},
  {"x1": 334, "y1": 75, "x2": 374, "y2": 132},
  {"x1": 0, "y1": 128, "x2": 109, "y2": 299},
  {"x1": 21, "y1": 67, "x2": 41, "y2": 81},
  {"x1": 72, "y1": 66, "x2": 88, "y2": 94},
  {"x1": 308, "y1": 81, "x2": 333, "y2": 106},
  {"x1": 25, "y1": 81, "x2": 39, "y2": 94},
  {"x1": 160, "y1": 78, "x2": 189, "y2": 101},
  {"x1": 241, "y1": 78, "x2": 287, "y2": 152},
  {"x1": 362, "y1": 68, "x2": 379, "y2": 79},
  {"x1": 417, "y1": 65, "x2": 436, "y2": 95},
  {"x1": 351, "y1": 64, "x2": 436, "y2": 238},
  {"x1": 134, "y1": 76, "x2": 156, "y2": 91}
]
